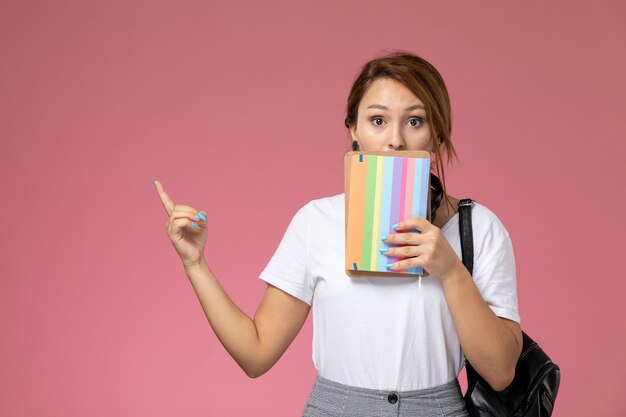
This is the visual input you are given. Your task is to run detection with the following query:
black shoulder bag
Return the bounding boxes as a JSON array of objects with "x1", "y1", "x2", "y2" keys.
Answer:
[{"x1": 457, "y1": 198, "x2": 561, "y2": 417}]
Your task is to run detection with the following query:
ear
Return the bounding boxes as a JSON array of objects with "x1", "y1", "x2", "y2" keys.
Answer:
[{"x1": 349, "y1": 124, "x2": 358, "y2": 141}]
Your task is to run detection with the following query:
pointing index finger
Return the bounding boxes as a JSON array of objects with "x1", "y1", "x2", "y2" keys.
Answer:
[{"x1": 153, "y1": 179, "x2": 174, "y2": 216}]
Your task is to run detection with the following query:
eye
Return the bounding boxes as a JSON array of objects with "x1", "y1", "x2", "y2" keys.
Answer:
[
  {"x1": 407, "y1": 117, "x2": 423, "y2": 127},
  {"x1": 371, "y1": 117, "x2": 385, "y2": 126}
]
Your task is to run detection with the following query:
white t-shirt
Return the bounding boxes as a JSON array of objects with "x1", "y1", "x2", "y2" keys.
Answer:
[{"x1": 258, "y1": 192, "x2": 520, "y2": 391}]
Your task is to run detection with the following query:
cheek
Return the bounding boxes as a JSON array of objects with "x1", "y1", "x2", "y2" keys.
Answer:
[
  {"x1": 356, "y1": 123, "x2": 383, "y2": 141},
  {"x1": 407, "y1": 130, "x2": 433, "y2": 148}
]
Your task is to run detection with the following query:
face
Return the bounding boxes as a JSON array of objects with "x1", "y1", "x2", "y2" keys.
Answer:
[{"x1": 350, "y1": 78, "x2": 432, "y2": 152}]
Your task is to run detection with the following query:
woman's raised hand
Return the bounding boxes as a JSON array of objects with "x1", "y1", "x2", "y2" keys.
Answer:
[
  {"x1": 380, "y1": 217, "x2": 463, "y2": 283},
  {"x1": 154, "y1": 178, "x2": 208, "y2": 268}
]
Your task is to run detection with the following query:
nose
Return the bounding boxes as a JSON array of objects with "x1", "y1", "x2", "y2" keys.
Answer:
[{"x1": 387, "y1": 124, "x2": 406, "y2": 150}]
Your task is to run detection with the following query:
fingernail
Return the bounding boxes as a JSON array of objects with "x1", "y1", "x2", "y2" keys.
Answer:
[
  {"x1": 192, "y1": 222, "x2": 198, "y2": 229},
  {"x1": 152, "y1": 176, "x2": 156, "y2": 186},
  {"x1": 195, "y1": 212, "x2": 207, "y2": 221},
  {"x1": 379, "y1": 244, "x2": 388, "y2": 252},
  {"x1": 392, "y1": 222, "x2": 399, "y2": 229},
  {"x1": 386, "y1": 262, "x2": 395, "y2": 269},
  {"x1": 380, "y1": 234, "x2": 387, "y2": 241}
]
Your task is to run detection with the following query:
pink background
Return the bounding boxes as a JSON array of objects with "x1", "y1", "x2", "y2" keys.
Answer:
[{"x1": 1, "y1": 0, "x2": 625, "y2": 415}]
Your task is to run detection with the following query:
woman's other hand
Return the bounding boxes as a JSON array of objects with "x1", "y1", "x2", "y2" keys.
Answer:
[
  {"x1": 154, "y1": 178, "x2": 208, "y2": 269},
  {"x1": 381, "y1": 217, "x2": 462, "y2": 283}
]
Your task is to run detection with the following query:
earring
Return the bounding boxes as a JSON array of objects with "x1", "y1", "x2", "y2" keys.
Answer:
[{"x1": 352, "y1": 140, "x2": 360, "y2": 151}]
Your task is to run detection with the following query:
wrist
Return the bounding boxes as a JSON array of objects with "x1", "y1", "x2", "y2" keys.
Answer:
[
  {"x1": 438, "y1": 260, "x2": 468, "y2": 286},
  {"x1": 183, "y1": 258, "x2": 209, "y2": 274}
]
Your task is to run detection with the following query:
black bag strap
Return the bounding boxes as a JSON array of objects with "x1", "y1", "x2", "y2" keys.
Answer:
[
  {"x1": 458, "y1": 198, "x2": 505, "y2": 405},
  {"x1": 458, "y1": 199, "x2": 475, "y2": 275},
  {"x1": 458, "y1": 198, "x2": 562, "y2": 416}
]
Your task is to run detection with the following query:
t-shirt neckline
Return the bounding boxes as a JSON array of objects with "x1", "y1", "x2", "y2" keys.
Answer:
[{"x1": 440, "y1": 211, "x2": 460, "y2": 232}]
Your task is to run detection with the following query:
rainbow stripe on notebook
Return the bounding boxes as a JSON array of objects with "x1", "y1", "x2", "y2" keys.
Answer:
[{"x1": 345, "y1": 152, "x2": 430, "y2": 275}]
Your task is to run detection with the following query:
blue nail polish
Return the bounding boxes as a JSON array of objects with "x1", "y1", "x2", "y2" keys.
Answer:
[
  {"x1": 379, "y1": 244, "x2": 388, "y2": 251},
  {"x1": 195, "y1": 212, "x2": 207, "y2": 221},
  {"x1": 392, "y1": 222, "x2": 399, "y2": 229},
  {"x1": 380, "y1": 234, "x2": 387, "y2": 241},
  {"x1": 152, "y1": 176, "x2": 156, "y2": 186},
  {"x1": 386, "y1": 263, "x2": 395, "y2": 269},
  {"x1": 192, "y1": 222, "x2": 198, "y2": 229}
]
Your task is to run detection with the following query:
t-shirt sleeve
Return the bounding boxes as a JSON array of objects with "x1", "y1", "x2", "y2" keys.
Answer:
[
  {"x1": 472, "y1": 212, "x2": 521, "y2": 324},
  {"x1": 258, "y1": 202, "x2": 313, "y2": 306}
]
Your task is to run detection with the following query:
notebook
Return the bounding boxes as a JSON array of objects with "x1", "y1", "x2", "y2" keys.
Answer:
[{"x1": 344, "y1": 150, "x2": 431, "y2": 278}]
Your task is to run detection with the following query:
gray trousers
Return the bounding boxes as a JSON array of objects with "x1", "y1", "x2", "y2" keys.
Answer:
[{"x1": 302, "y1": 374, "x2": 470, "y2": 417}]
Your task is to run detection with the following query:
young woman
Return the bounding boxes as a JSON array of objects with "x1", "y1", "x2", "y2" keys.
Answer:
[{"x1": 154, "y1": 51, "x2": 523, "y2": 417}]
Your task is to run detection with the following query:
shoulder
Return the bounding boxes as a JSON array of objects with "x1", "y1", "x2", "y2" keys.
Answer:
[
  {"x1": 469, "y1": 201, "x2": 512, "y2": 246},
  {"x1": 288, "y1": 192, "x2": 344, "y2": 226},
  {"x1": 308, "y1": 192, "x2": 344, "y2": 209},
  {"x1": 307, "y1": 192, "x2": 344, "y2": 218}
]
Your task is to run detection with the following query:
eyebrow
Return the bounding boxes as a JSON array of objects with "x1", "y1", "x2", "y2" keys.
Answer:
[{"x1": 366, "y1": 104, "x2": 425, "y2": 111}]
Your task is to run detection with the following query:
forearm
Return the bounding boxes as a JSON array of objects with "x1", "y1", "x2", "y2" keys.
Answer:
[
  {"x1": 439, "y1": 262, "x2": 520, "y2": 391},
  {"x1": 184, "y1": 259, "x2": 261, "y2": 377}
]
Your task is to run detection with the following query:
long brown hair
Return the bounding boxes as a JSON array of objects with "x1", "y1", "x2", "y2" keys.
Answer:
[{"x1": 345, "y1": 51, "x2": 459, "y2": 214}]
